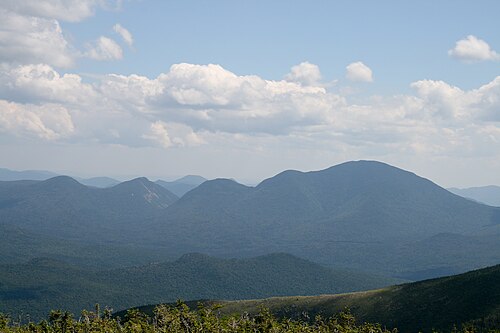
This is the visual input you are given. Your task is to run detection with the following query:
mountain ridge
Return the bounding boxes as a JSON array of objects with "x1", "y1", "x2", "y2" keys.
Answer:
[
  {"x1": 0, "y1": 160, "x2": 499, "y2": 278},
  {"x1": 147, "y1": 160, "x2": 500, "y2": 275}
]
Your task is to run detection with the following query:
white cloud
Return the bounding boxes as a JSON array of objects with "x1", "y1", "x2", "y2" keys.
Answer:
[
  {"x1": 1, "y1": 0, "x2": 100, "y2": 22},
  {"x1": 345, "y1": 61, "x2": 373, "y2": 82},
  {"x1": 86, "y1": 36, "x2": 123, "y2": 61},
  {"x1": 143, "y1": 121, "x2": 205, "y2": 148},
  {"x1": 0, "y1": 1, "x2": 127, "y2": 68},
  {"x1": 284, "y1": 61, "x2": 322, "y2": 86},
  {"x1": 410, "y1": 80, "x2": 468, "y2": 120},
  {"x1": 0, "y1": 100, "x2": 74, "y2": 140},
  {"x1": 151, "y1": 63, "x2": 341, "y2": 134},
  {"x1": 448, "y1": 35, "x2": 499, "y2": 62},
  {"x1": 0, "y1": 9, "x2": 75, "y2": 68},
  {"x1": 113, "y1": 23, "x2": 133, "y2": 47},
  {"x1": 0, "y1": 64, "x2": 97, "y2": 104},
  {"x1": 411, "y1": 77, "x2": 500, "y2": 122},
  {"x1": 0, "y1": 61, "x2": 499, "y2": 158},
  {"x1": 143, "y1": 121, "x2": 173, "y2": 148}
]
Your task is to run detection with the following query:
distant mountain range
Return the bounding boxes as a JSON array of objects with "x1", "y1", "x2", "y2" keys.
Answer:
[
  {"x1": 0, "y1": 253, "x2": 400, "y2": 321},
  {"x1": 0, "y1": 161, "x2": 499, "y2": 279},
  {"x1": 156, "y1": 175, "x2": 207, "y2": 197},
  {"x1": 448, "y1": 185, "x2": 500, "y2": 207},
  {"x1": 0, "y1": 168, "x2": 58, "y2": 181},
  {"x1": 0, "y1": 167, "x2": 207, "y2": 193}
]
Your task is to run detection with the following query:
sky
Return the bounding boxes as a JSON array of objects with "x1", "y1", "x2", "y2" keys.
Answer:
[{"x1": 0, "y1": 0, "x2": 499, "y2": 187}]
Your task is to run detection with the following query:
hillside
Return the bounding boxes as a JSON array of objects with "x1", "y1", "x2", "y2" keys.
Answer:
[
  {"x1": 449, "y1": 185, "x2": 500, "y2": 207},
  {"x1": 0, "y1": 253, "x2": 401, "y2": 321},
  {"x1": 127, "y1": 264, "x2": 500, "y2": 333}
]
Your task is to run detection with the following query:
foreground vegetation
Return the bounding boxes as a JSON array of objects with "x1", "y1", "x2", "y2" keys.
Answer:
[
  {"x1": 1, "y1": 302, "x2": 497, "y2": 333},
  {"x1": 120, "y1": 264, "x2": 500, "y2": 333}
]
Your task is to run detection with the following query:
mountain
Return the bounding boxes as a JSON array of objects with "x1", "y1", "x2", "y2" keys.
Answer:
[
  {"x1": 0, "y1": 167, "x2": 58, "y2": 181},
  {"x1": 146, "y1": 160, "x2": 500, "y2": 276},
  {"x1": 1, "y1": 161, "x2": 499, "y2": 278},
  {"x1": 155, "y1": 175, "x2": 207, "y2": 197},
  {"x1": 127, "y1": 264, "x2": 500, "y2": 333},
  {"x1": 0, "y1": 176, "x2": 178, "y2": 242},
  {"x1": 0, "y1": 253, "x2": 400, "y2": 321},
  {"x1": 0, "y1": 167, "x2": 121, "y2": 188},
  {"x1": 449, "y1": 185, "x2": 500, "y2": 207},
  {"x1": 76, "y1": 176, "x2": 120, "y2": 188},
  {"x1": 175, "y1": 175, "x2": 208, "y2": 185}
]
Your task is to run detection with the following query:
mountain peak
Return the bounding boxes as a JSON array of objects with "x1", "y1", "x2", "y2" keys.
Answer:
[
  {"x1": 174, "y1": 175, "x2": 207, "y2": 185},
  {"x1": 108, "y1": 177, "x2": 178, "y2": 208},
  {"x1": 37, "y1": 176, "x2": 85, "y2": 190},
  {"x1": 194, "y1": 178, "x2": 250, "y2": 193},
  {"x1": 111, "y1": 177, "x2": 151, "y2": 189}
]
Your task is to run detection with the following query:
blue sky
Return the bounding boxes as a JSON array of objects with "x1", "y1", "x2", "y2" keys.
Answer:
[
  {"x1": 66, "y1": 1, "x2": 499, "y2": 91},
  {"x1": 0, "y1": 0, "x2": 499, "y2": 186}
]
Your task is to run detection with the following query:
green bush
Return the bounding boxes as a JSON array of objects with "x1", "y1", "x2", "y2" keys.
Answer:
[{"x1": 0, "y1": 302, "x2": 497, "y2": 333}]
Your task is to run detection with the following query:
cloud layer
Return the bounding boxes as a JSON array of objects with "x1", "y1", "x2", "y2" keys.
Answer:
[
  {"x1": 0, "y1": 2, "x2": 498, "y2": 172},
  {"x1": 0, "y1": 61, "x2": 498, "y2": 159}
]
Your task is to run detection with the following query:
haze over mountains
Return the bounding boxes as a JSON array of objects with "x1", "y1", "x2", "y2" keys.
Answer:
[
  {"x1": 448, "y1": 186, "x2": 500, "y2": 207},
  {"x1": 0, "y1": 167, "x2": 207, "y2": 192},
  {"x1": 0, "y1": 160, "x2": 498, "y2": 281}
]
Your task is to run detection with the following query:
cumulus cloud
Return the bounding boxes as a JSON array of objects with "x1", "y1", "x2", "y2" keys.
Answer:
[
  {"x1": 0, "y1": 9, "x2": 75, "y2": 68},
  {"x1": 143, "y1": 121, "x2": 205, "y2": 148},
  {"x1": 345, "y1": 61, "x2": 373, "y2": 82},
  {"x1": 410, "y1": 80, "x2": 468, "y2": 120},
  {"x1": 151, "y1": 63, "x2": 341, "y2": 134},
  {"x1": 113, "y1": 23, "x2": 133, "y2": 47},
  {"x1": 143, "y1": 121, "x2": 173, "y2": 148},
  {"x1": 85, "y1": 36, "x2": 123, "y2": 60},
  {"x1": 0, "y1": 64, "x2": 97, "y2": 104},
  {"x1": 0, "y1": 100, "x2": 74, "y2": 140},
  {"x1": 0, "y1": 1, "x2": 127, "y2": 68},
  {"x1": 1, "y1": 0, "x2": 100, "y2": 22},
  {"x1": 411, "y1": 77, "x2": 500, "y2": 122},
  {"x1": 0, "y1": 61, "x2": 499, "y2": 158},
  {"x1": 448, "y1": 35, "x2": 499, "y2": 62},
  {"x1": 284, "y1": 61, "x2": 322, "y2": 86}
]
